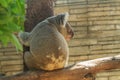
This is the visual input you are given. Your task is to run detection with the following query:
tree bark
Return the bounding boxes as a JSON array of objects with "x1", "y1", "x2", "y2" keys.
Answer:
[
  {"x1": 0, "y1": 55, "x2": 120, "y2": 80},
  {"x1": 23, "y1": 0, "x2": 54, "y2": 71},
  {"x1": 24, "y1": 0, "x2": 54, "y2": 32}
]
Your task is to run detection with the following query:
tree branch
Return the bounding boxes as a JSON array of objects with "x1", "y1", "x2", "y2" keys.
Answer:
[{"x1": 0, "y1": 55, "x2": 120, "y2": 80}]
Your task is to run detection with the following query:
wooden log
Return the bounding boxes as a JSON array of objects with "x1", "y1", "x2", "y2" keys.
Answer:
[{"x1": 0, "y1": 55, "x2": 120, "y2": 80}]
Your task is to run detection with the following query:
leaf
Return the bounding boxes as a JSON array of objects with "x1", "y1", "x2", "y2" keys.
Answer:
[
  {"x1": 0, "y1": 0, "x2": 25, "y2": 51},
  {"x1": 0, "y1": 6, "x2": 12, "y2": 24},
  {"x1": 7, "y1": 22, "x2": 21, "y2": 32},
  {"x1": 0, "y1": 35, "x2": 10, "y2": 46},
  {"x1": 0, "y1": 30, "x2": 3, "y2": 34},
  {"x1": 0, "y1": 0, "x2": 8, "y2": 8},
  {"x1": 11, "y1": 3, "x2": 20, "y2": 14},
  {"x1": 10, "y1": 34, "x2": 23, "y2": 51}
]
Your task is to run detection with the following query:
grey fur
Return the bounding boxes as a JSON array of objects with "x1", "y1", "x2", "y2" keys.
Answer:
[{"x1": 18, "y1": 13, "x2": 73, "y2": 71}]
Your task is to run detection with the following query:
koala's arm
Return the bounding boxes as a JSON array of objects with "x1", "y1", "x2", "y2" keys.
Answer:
[{"x1": 18, "y1": 32, "x2": 30, "y2": 46}]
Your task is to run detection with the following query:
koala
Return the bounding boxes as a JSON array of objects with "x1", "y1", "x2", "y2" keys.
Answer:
[{"x1": 19, "y1": 12, "x2": 74, "y2": 71}]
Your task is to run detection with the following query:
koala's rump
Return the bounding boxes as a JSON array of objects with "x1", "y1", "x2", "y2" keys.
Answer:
[{"x1": 27, "y1": 28, "x2": 69, "y2": 70}]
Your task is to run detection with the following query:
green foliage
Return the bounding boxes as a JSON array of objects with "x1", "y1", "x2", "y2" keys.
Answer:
[{"x1": 0, "y1": 0, "x2": 25, "y2": 51}]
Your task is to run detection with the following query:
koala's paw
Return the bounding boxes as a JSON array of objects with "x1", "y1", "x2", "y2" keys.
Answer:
[{"x1": 18, "y1": 32, "x2": 30, "y2": 46}]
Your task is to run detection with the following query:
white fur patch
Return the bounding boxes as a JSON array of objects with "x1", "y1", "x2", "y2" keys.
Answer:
[
  {"x1": 58, "y1": 46, "x2": 61, "y2": 50},
  {"x1": 63, "y1": 12, "x2": 69, "y2": 27}
]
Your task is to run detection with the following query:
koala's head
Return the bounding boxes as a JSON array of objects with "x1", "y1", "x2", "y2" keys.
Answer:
[{"x1": 47, "y1": 12, "x2": 74, "y2": 41}]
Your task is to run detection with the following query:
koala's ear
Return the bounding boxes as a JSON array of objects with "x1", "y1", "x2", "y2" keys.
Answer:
[{"x1": 56, "y1": 12, "x2": 69, "y2": 27}]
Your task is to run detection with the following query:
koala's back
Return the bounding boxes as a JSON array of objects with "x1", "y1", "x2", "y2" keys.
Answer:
[{"x1": 25, "y1": 22, "x2": 69, "y2": 70}]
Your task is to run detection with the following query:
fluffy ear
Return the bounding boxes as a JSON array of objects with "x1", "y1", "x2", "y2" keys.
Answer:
[
  {"x1": 18, "y1": 32, "x2": 30, "y2": 46},
  {"x1": 56, "y1": 12, "x2": 69, "y2": 27}
]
